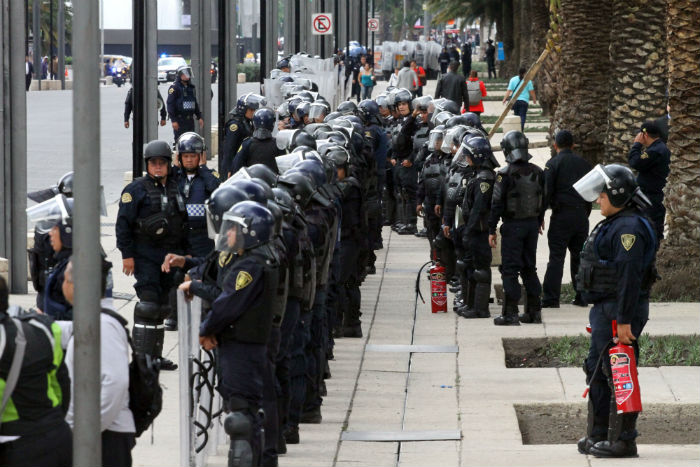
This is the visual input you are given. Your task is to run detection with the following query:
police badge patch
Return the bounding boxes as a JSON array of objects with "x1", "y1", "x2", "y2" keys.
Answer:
[
  {"x1": 496, "y1": 174, "x2": 502, "y2": 183},
  {"x1": 480, "y1": 182, "x2": 490, "y2": 193},
  {"x1": 229, "y1": 123, "x2": 238, "y2": 132},
  {"x1": 235, "y1": 271, "x2": 253, "y2": 290},
  {"x1": 641, "y1": 152, "x2": 649, "y2": 159},
  {"x1": 168, "y1": 88, "x2": 174, "y2": 95},
  {"x1": 218, "y1": 252, "x2": 233, "y2": 268},
  {"x1": 621, "y1": 234, "x2": 636, "y2": 251},
  {"x1": 121, "y1": 193, "x2": 132, "y2": 203}
]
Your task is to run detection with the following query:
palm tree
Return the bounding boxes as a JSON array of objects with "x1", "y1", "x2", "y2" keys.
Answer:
[
  {"x1": 604, "y1": 0, "x2": 668, "y2": 162},
  {"x1": 656, "y1": 0, "x2": 700, "y2": 299},
  {"x1": 534, "y1": 0, "x2": 558, "y2": 117},
  {"x1": 552, "y1": 0, "x2": 612, "y2": 164}
]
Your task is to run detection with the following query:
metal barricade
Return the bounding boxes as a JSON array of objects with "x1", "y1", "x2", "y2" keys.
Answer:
[{"x1": 177, "y1": 291, "x2": 225, "y2": 467}]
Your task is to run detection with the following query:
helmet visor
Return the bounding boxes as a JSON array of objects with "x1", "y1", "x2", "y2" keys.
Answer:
[
  {"x1": 179, "y1": 67, "x2": 192, "y2": 79},
  {"x1": 428, "y1": 131, "x2": 444, "y2": 152},
  {"x1": 573, "y1": 164, "x2": 609, "y2": 202},
  {"x1": 276, "y1": 153, "x2": 303, "y2": 174},
  {"x1": 216, "y1": 214, "x2": 246, "y2": 252},
  {"x1": 276, "y1": 129, "x2": 300, "y2": 151},
  {"x1": 205, "y1": 203, "x2": 219, "y2": 239},
  {"x1": 441, "y1": 127, "x2": 460, "y2": 154},
  {"x1": 27, "y1": 195, "x2": 69, "y2": 234},
  {"x1": 308, "y1": 104, "x2": 328, "y2": 121},
  {"x1": 220, "y1": 168, "x2": 252, "y2": 189}
]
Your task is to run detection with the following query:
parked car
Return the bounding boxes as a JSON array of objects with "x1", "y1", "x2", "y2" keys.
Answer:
[{"x1": 157, "y1": 56, "x2": 187, "y2": 82}]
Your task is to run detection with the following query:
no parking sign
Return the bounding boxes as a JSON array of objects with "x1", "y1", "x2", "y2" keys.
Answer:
[{"x1": 312, "y1": 13, "x2": 333, "y2": 35}]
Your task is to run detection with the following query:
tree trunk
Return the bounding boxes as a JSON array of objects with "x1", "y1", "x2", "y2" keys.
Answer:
[
  {"x1": 604, "y1": 0, "x2": 668, "y2": 162},
  {"x1": 499, "y1": 0, "x2": 514, "y2": 77},
  {"x1": 533, "y1": 0, "x2": 556, "y2": 116},
  {"x1": 656, "y1": 0, "x2": 700, "y2": 300},
  {"x1": 511, "y1": 0, "x2": 521, "y2": 74},
  {"x1": 519, "y1": 0, "x2": 533, "y2": 68},
  {"x1": 552, "y1": 0, "x2": 612, "y2": 164}
]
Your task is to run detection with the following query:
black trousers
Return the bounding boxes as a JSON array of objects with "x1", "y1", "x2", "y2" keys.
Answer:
[
  {"x1": 499, "y1": 219, "x2": 542, "y2": 304},
  {"x1": 0, "y1": 422, "x2": 72, "y2": 467},
  {"x1": 462, "y1": 230, "x2": 492, "y2": 278},
  {"x1": 102, "y1": 430, "x2": 135, "y2": 467},
  {"x1": 542, "y1": 209, "x2": 589, "y2": 304}
]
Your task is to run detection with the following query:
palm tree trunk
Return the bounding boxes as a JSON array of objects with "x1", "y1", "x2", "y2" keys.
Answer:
[
  {"x1": 499, "y1": 0, "x2": 514, "y2": 77},
  {"x1": 604, "y1": 0, "x2": 668, "y2": 162},
  {"x1": 533, "y1": 0, "x2": 556, "y2": 116},
  {"x1": 552, "y1": 0, "x2": 612, "y2": 164},
  {"x1": 519, "y1": 0, "x2": 533, "y2": 67},
  {"x1": 656, "y1": 0, "x2": 700, "y2": 299}
]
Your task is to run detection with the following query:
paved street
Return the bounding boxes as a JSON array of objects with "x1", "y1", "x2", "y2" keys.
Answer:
[{"x1": 27, "y1": 82, "x2": 260, "y2": 203}]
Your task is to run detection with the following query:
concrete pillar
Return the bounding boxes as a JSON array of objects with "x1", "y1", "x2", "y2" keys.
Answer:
[{"x1": 191, "y1": 0, "x2": 212, "y2": 150}]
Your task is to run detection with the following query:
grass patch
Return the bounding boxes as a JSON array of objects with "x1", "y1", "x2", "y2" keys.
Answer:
[
  {"x1": 484, "y1": 126, "x2": 550, "y2": 134},
  {"x1": 480, "y1": 115, "x2": 548, "y2": 124},
  {"x1": 504, "y1": 334, "x2": 700, "y2": 368}
]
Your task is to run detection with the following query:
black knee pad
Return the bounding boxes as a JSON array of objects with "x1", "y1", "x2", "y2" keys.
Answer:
[
  {"x1": 473, "y1": 268, "x2": 491, "y2": 284},
  {"x1": 134, "y1": 301, "x2": 161, "y2": 323}
]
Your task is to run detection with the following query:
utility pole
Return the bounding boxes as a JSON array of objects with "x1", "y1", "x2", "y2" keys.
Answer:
[
  {"x1": 191, "y1": 0, "x2": 212, "y2": 151},
  {"x1": 218, "y1": 0, "x2": 237, "y2": 174},
  {"x1": 58, "y1": 0, "x2": 65, "y2": 89},
  {"x1": 72, "y1": 0, "x2": 102, "y2": 464},
  {"x1": 132, "y1": 0, "x2": 144, "y2": 176}
]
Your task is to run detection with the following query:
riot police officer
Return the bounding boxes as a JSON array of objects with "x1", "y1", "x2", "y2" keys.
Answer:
[
  {"x1": 573, "y1": 164, "x2": 657, "y2": 458},
  {"x1": 390, "y1": 88, "x2": 420, "y2": 234},
  {"x1": 174, "y1": 132, "x2": 221, "y2": 257},
  {"x1": 166, "y1": 65, "x2": 204, "y2": 142},
  {"x1": 455, "y1": 136, "x2": 499, "y2": 318},
  {"x1": 116, "y1": 140, "x2": 188, "y2": 370},
  {"x1": 197, "y1": 201, "x2": 278, "y2": 467},
  {"x1": 417, "y1": 125, "x2": 449, "y2": 253},
  {"x1": 222, "y1": 93, "x2": 267, "y2": 177},
  {"x1": 488, "y1": 131, "x2": 545, "y2": 326},
  {"x1": 231, "y1": 108, "x2": 281, "y2": 175}
]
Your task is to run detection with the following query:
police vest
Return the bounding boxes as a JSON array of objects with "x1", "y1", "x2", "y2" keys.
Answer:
[
  {"x1": 504, "y1": 164, "x2": 543, "y2": 219},
  {"x1": 422, "y1": 154, "x2": 445, "y2": 200},
  {"x1": 577, "y1": 210, "x2": 657, "y2": 300},
  {"x1": 412, "y1": 124, "x2": 430, "y2": 157},
  {"x1": 220, "y1": 250, "x2": 277, "y2": 345},
  {"x1": 464, "y1": 169, "x2": 495, "y2": 230},
  {"x1": 180, "y1": 173, "x2": 209, "y2": 229},
  {"x1": 268, "y1": 239, "x2": 289, "y2": 328},
  {"x1": 177, "y1": 83, "x2": 197, "y2": 116},
  {"x1": 135, "y1": 177, "x2": 187, "y2": 244},
  {"x1": 43, "y1": 258, "x2": 71, "y2": 320}
]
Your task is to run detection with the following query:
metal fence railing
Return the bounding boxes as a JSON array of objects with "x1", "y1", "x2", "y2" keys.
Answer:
[{"x1": 177, "y1": 291, "x2": 226, "y2": 467}]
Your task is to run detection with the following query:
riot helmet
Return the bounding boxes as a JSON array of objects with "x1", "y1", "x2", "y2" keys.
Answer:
[
  {"x1": 293, "y1": 131, "x2": 317, "y2": 150},
  {"x1": 176, "y1": 65, "x2": 192, "y2": 81},
  {"x1": 293, "y1": 159, "x2": 326, "y2": 189},
  {"x1": 266, "y1": 200, "x2": 284, "y2": 236},
  {"x1": 252, "y1": 108, "x2": 276, "y2": 139},
  {"x1": 246, "y1": 164, "x2": 278, "y2": 187},
  {"x1": 337, "y1": 100, "x2": 358, "y2": 116},
  {"x1": 205, "y1": 185, "x2": 249, "y2": 239},
  {"x1": 230, "y1": 179, "x2": 268, "y2": 204},
  {"x1": 250, "y1": 178, "x2": 274, "y2": 201},
  {"x1": 308, "y1": 102, "x2": 330, "y2": 122},
  {"x1": 456, "y1": 135, "x2": 499, "y2": 168},
  {"x1": 216, "y1": 201, "x2": 274, "y2": 252},
  {"x1": 574, "y1": 164, "x2": 651, "y2": 209},
  {"x1": 500, "y1": 131, "x2": 531, "y2": 163},
  {"x1": 432, "y1": 98, "x2": 460, "y2": 115},
  {"x1": 271, "y1": 187, "x2": 296, "y2": 223},
  {"x1": 428, "y1": 126, "x2": 446, "y2": 152},
  {"x1": 293, "y1": 101, "x2": 311, "y2": 123},
  {"x1": 393, "y1": 88, "x2": 413, "y2": 114},
  {"x1": 358, "y1": 99, "x2": 380, "y2": 125},
  {"x1": 431, "y1": 110, "x2": 454, "y2": 127},
  {"x1": 277, "y1": 171, "x2": 317, "y2": 208},
  {"x1": 57, "y1": 172, "x2": 74, "y2": 197},
  {"x1": 323, "y1": 111, "x2": 343, "y2": 123}
]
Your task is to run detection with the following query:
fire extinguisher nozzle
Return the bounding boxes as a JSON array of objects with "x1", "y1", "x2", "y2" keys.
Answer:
[{"x1": 582, "y1": 387, "x2": 589, "y2": 398}]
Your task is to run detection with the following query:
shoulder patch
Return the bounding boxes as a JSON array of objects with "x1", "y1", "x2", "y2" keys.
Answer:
[
  {"x1": 218, "y1": 252, "x2": 233, "y2": 268},
  {"x1": 496, "y1": 174, "x2": 502, "y2": 183},
  {"x1": 235, "y1": 270, "x2": 253, "y2": 290},
  {"x1": 365, "y1": 131, "x2": 372, "y2": 137},
  {"x1": 640, "y1": 152, "x2": 649, "y2": 159},
  {"x1": 121, "y1": 193, "x2": 133, "y2": 203},
  {"x1": 229, "y1": 123, "x2": 238, "y2": 132},
  {"x1": 480, "y1": 182, "x2": 491, "y2": 193},
  {"x1": 621, "y1": 234, "x2": 636, "y2": 251},
  {"x1": 212, "y1": 170, "x2": 220, "y2": 179},
  {"x1": 168, "y1": 87, "x2": 174, "y2": 95}
]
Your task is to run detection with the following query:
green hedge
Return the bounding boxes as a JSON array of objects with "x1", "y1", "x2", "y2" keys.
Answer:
[{"x1": 238, "y1": 63, "x2": 260, "y2": 82}]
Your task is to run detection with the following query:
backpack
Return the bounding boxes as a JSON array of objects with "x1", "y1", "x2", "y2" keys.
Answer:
[
  {"x1": 101, "y1": 308, "x2": 163, "y2": 438},
  {"x1": 467, "y1": 80, "x2": 482, "y2": 104}
]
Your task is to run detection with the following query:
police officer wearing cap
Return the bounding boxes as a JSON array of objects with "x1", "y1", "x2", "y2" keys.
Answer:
[
  {"x1": 194, "y1": 201, "x2": 278, "y2": 467},
  {"x1": 231, "y1": 108, "x2": 281, "y2": 176},
  {"x1": 166, "y1": 65, "x2": 204, "y2": 141},
  {"x1": 116, "y1": 140, "x2": 188, "y2": 370},
  {"x1": 174, "y1": 132, "x2": 221, "y2": 257},
  {"x1": 627, "y1": 121, "x2": 670, "y2": 245},
  {"x1": 573, "y1": 164, "x2": 657, "y2": 458},
  {"x1": 222, "y1": 93, "x2": 267, "y2": 177},
  {"x1": 488, "y1": 130, "x2": 545, "y2": 326},
  {"x1": 542, "y1": 130, "x2": 592, "y2": 308}
]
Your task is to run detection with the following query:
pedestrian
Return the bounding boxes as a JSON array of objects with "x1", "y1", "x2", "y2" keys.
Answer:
[
  {"x1": 0, "y1": 276, "x2": 72, "y2": 467},
  {"x1": 573, "y1": 164, "x2": 657, "y2": 458},
  {"x1": 60, "y1": 258, "x2": 136, "y2": 467},
  {"x1": 192, "y1": 201, "x2": 278, "y2": 467},
  {"x1": 387, "y1": 67, "x2": 400, "y2": 87},
  {"x1": 123, "y1": 86, "x2": 167, "y2": 129},
  {"x1": 449, "y1": 45, "x2": 460, "y2": 63},
  {"x1": 503, "y1": 67, "x2": 536, "y2": 131},
  {"x1": 438, "y1": 47, "x2": 451, "y2": 75},
  {"x1": 627, "y1": 121, "x2": 670, "y2": 244},
  {"x1": 50, "y1": 55, "x2": 58, "y2": 80},
  {"x1": 116, "y1": 140, "x2": 188, "y2": 371},
  {"x1": 435, "y1": 61, "x2": 469, "y2": 112},
  {"x1": 359, "y1": 61, "x2": 375, "y2": 100},
  {"x1": 541, "y1": 130, "x2": 592, "y2": 308},
  {"x1": 488, "y1": 130, "x2": 545, "y2": 326},
  {"x1": 166, "y1": 65, "x2": 204, "y2": 142},
  {"x1": 41, "y1": 56, "x2": 49, "y2": 79},
  {"x1": 25, "y1": 55, "x2": 33, "y2": 91},
  {"x1": 231, "y1": 108, "x2": 281, "y2": 175},
  {"x1": 410, "y1": 60, "x2": 427, "y2": 97},
  {"x1": 396, "y1": 60, "x2": 419, "y2": 96},
  {"x1": 461, "y1": 42, "x2": 472, "y2": 77},
  {"x1": 485, "y1": 40, "x2": 496, "y2": 79},
  {"x1": 466, "y1": 70, "x2": 487, "y2": 115},
  {"x1": 221, "y1": 93, "x2": 266, "y2": 176}
]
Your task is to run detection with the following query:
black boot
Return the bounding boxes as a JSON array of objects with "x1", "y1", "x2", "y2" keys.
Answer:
[
  {"x1": 283, "y1": 426, "x2": 300, "y2": 444},
  {"x1": 589, "y1": 440, "x2": 638, "y2": 458},
  {"x1": 456, "y1": 280, "x2": 476, "y2": 317},
  {"x1": 343, "y1": 325, "x2": 363, "y2": 338},
  {"x1": 461, "y1": 281, "x2": 490, "y2": 318},
  {"x1": 578, "y1": 408, "x2": 608, "y2": 455},
  {"x1": 519, "y1": 296, "x2": 542, "y2": 323},
  {"x1": 300, "y1": 407, "x2": 322, "y2": 424},
  {"x1": 493, "y1": 302, "x2": 520, "y2": 326}
]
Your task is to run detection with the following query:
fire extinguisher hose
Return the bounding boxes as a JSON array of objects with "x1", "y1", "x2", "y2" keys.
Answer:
[{"x1": 414, "y1": 261, "x2": 433, "y2": 305}]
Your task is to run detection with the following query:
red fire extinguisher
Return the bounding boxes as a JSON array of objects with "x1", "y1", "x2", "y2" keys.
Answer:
[
  {"x1": 609, "y1": 320, "x2": 642, "y2": 414},
  {"x1": 428, "y1": 263, "x2": 448, "y2": 313},
  {"x1": 582, "y1": 320, "x2": 642, "y2": 415}
]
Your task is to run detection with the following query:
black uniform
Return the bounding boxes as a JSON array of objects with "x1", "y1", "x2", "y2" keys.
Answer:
[
  {"x1": 438, "y1": 51, "x2": 451, "y2": 74},
  {"x1": 116, "y1": 174, "x2": 188, "y2": 356},
  {"x1": 392, "y1": 115, "x2": 419, "y2": 229},
  {"x1": 166, "y1": 78, "x2": 202, "y2": 141},
  {"x1": 221, "y1": 115, "x2": 252, "y2": 177},
  {"x1": 124, "y1": 87, "x2": 167, "y2": 123},
  {"x1": 335, "y1": 176, "x2": 363, "y2": 331},
  {"x1": 0, "y1": 310, "x2": 72, "y2": 467},
  {"x1": 231, "y1": 136, "x2": 281, "y2": 175},
  {"x1": 418, "y1": 151, "x2": 450, "y2": 249},
  {"x1": 174, "y1": 165, "x2": 220, "y2": 257},
  {"x1": 461, "y1": 45, "x2": 472, "y2": 76},
  {"x1": 489, "y1": 160, "x2": 545, "y2": 314},
  {"x1": 542, "y1": 148, "x2": 592, "y2": 306},
  {"x1": 485, "y1": 43, "x2": 497, "y2": 79},
  {"x1": 627, "y1": 139, "x2": 670, "y2": 243},
  {"x1": 578, "y1": 208, "x2": 656, "y2": 452}
]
